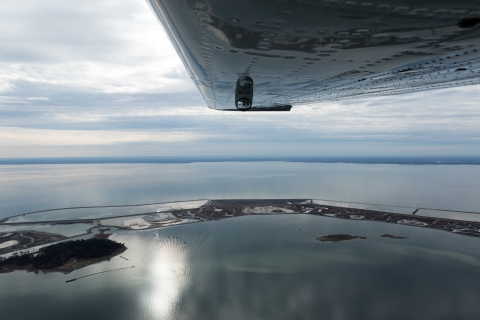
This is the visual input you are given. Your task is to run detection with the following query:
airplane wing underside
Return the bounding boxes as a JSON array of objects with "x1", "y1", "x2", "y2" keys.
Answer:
[{"x1": 147, "y1": 0, "x2": 480, "y2": 111}]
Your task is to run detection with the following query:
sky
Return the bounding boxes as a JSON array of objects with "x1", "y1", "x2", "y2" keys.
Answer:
[{"x1": 1, "y1": 0, "x2": 480, "y2": 158}]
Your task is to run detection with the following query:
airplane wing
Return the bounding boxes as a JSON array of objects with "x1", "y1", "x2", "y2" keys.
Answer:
[{"x1": 147, "y1": 0, "x2": 480, "y2": 111}]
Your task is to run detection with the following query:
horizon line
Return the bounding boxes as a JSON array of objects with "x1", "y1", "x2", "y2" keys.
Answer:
[{"x1": 0, "y1": 155, "x2": 479, "y2": 165}]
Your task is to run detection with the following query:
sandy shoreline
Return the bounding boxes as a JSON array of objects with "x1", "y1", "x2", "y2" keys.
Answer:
[{"x1": 0, "y1": 231, "x2": 67, "y2": 255}]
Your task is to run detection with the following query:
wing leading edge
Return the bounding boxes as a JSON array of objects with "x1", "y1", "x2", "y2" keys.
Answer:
[{"x1": 147, "y1": 0, "x2": 480, "y2": 111}]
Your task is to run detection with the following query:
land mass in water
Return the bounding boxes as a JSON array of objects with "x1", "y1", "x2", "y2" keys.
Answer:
[
  {"x1": 381, "y1": 234, "x2": 409, "y2": 239},
  {"x1": 0, "y1": 231, "x2": 67, "y2": 255},
  {"x1": 0, "y1": 234, "x2": 125, "y2": 274},
  {"x1": 316, "y1": 234, "x2": 367, "y2": 242},
  {"x1": 1, "y1": 199, "x2": 479, "y2": 255}
]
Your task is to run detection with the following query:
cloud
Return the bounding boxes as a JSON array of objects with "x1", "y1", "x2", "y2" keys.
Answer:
[
  {"x1": 0, "y1": 0, "x2": 194, "y2": 94},
  {"x1": 0, "y1": 126, "x2": 209, "y2": 147}
]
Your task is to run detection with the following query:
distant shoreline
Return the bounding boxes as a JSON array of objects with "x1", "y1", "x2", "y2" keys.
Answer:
[{"x1": 0, "y1": 156, "x2": 479, "y2": 165}]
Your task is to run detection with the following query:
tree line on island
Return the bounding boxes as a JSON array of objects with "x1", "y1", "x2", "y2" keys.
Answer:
[{"x1": 0, "y1": 239, "x2": 125, "y2": 270}]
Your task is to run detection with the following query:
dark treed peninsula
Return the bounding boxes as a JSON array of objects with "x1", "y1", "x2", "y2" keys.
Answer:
[{"x1": 0, "y1": 238, "x2": 126, "y2": 273}]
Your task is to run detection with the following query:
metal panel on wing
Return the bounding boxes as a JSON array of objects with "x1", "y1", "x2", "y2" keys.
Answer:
[{"x1": 147, "y1": 0, "x2": 480, "y2": 111}]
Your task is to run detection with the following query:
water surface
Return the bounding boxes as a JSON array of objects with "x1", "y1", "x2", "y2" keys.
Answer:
[
  {"x1": 2, "y1": 214, "x2": 480, "y2": 320},
  {"x1": 1, "y1": 162, "x2": 480, "y2": 219},
  {"x1": 2, "y1": 162, "x2": 480, "y2": 319}
]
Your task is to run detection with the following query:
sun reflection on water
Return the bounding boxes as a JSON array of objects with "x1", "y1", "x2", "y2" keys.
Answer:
[{"x1": 143, "y1": 233, "x2": 190, "y2": 318}]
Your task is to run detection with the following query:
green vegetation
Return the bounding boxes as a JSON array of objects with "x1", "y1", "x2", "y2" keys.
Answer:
[{"x1": 0, "y1": 239, "x2": 124, "y2": 270}]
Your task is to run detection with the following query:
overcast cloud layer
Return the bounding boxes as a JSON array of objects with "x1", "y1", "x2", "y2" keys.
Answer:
[{"x1": 1, "y1": 0, "x2": 480, "y2": 158}]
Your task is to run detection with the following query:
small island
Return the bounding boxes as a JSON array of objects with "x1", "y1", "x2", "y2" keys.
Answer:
[
  {"x1": 0, "y1": 238, "x2": 126, "y2": 274},
  {"x1": 316, "y1": 234, "x2": 366, "y2": 243},
  {"x1": 381, "y1": 234, "x2": 408, "y2": 239}
]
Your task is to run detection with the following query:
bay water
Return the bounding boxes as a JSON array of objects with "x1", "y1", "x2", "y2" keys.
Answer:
[{"x1": 1, "y1": 162, "x2": 480, "y2": 319}]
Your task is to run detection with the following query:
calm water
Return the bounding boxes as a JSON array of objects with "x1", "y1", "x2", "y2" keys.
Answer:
[
  {"x1": 1, "y1": 162, "x2": 480, "y2": 218},
  {"x1": 2, "y1": 215, "x2": 480, "y2": 319},
  {"x1": 1, "y1": 162, "x2": 480, "y2": 319}
]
